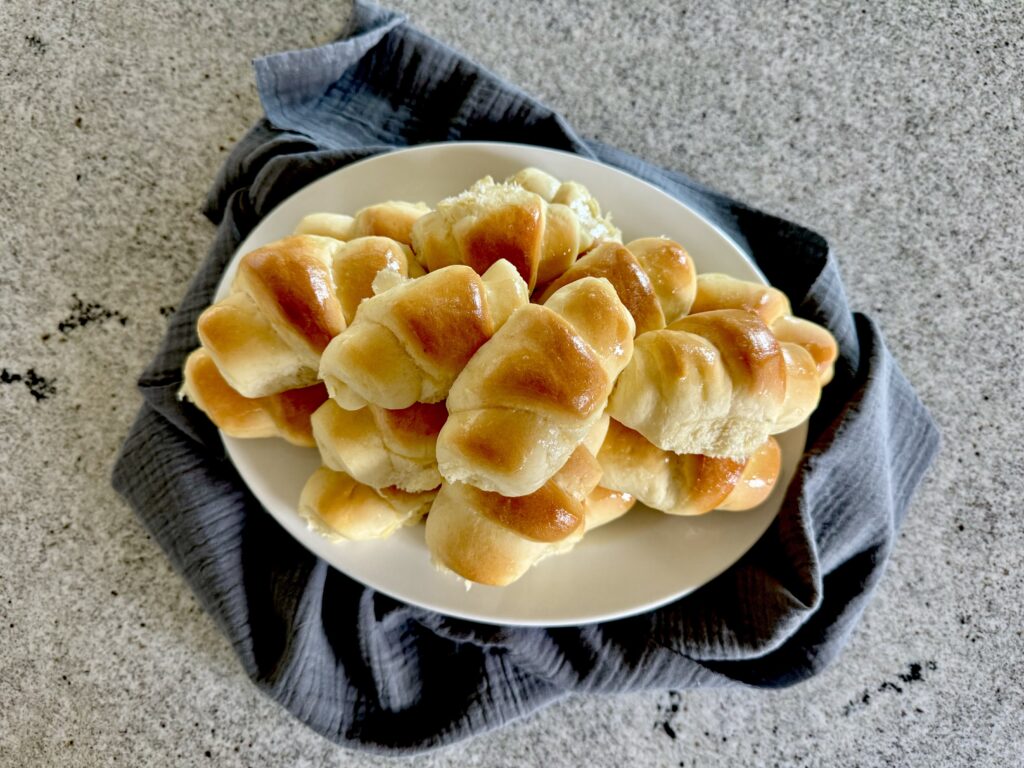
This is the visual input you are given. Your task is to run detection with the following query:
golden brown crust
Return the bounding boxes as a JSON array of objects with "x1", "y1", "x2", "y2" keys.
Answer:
[
  {"x1": 351, "y1": 201, "x2": 430, "y2": 245},
  {"x1": 293, "y1": 213, "x2": 355, "y2": 241},
  {"x1": 438, "y1": 279, "x2": 633, "y2": 496},
  {"x1": 182, "y1": 348, "x2": 276, "y2": 438},
  {"x1": 608, "y1": 310, "x2": 790, "y2": 457},
  {"x1": 623, "y1": 237, "x2": 697, "y2": 325},
  {"x1": 774, "y1": 342, "x2": 822, "y2": 432},
  {"x1": 197, "y1": 291, "x2": 316, "y2": 398},
  {"x1": 436, "y1": 408, "x2": 550, "y2": 479},
  {"x1": 372, "y1": 400, "x2": 449, "y2": 459},
  {"x1": 770, "y1": 315, "x2": 838, "y2": 385},
  {"x1": 717, "y1": 437, "x2": 781, "y2": 511},
  {"x1": 478, "y1": 305, "x2": 607, "y2": 420},
  {"x1": 538, "y1": 242, "x2": 665, "y2": 334},
  {"x1": 597, "y1": 420, "x2": 780, "y2": 515},
  {"x1": 669, "y1": 310, "x2": 786, "y2": 406},
  {"x1": 299, "y1": 466, "x2": 434, "y2": 541},
  {"x1": 312, "y1": 399, "x2": 444, "y2": 492},
  {"x1": 319, "y1": 263, "x2": 528, "y2": 410},
  {"x1": 261, "y1": 383, "x2": 329, "y2": 447},
  {"x1": 235, "y1": 235, "x2": 345, "y2": 357},
  {"x1": 410, "y1": 178, "x2": 591, "y2": 291},
  {"x1": 424, "y1": 447, "x2": 600, "y2": 585},
  {"x1": 458, "y1": 198, "x2": 544, "y2": 288},
  {"x1": 691, "y1": 273, "x2": 837, "y2": 387},
  {"x1": 465, "y1": 482, "x2": 583, "y2": 543},
  {"x1": 584, "y1": 486, "x2": 636, "y2": 530},
  {"x1": 385, "y1": 266, "x2": 495, "y2": 374},
  {"x1": 181, "y1": 348, "x2": 325, "y2": 446},
  {"x1": 332, "y1": 236, "x2": 416, "y2": 324},
  {"x1": 691, "y1": 272, "x2": 792, "y2": 325},
  {"x1": 540, "y1": 276, "x2": 636, "y2": 368}
]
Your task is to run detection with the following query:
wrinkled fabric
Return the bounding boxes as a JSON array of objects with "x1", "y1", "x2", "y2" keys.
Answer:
[{"x1": 112, "y1": 0, "x2": 939, "y2": 754}]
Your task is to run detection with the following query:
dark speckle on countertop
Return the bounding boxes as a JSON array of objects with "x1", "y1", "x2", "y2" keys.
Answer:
[
  {"x1": 25, "y1": 35, "x2": 47, "y2": 55},
  {"x1": 654, "y1": 689, "x2": 682, "y2": 740},
  {"x1": 1, "y1": 368, "x2": 56, "y2": 401},
  {"x1": 54, "y1": 294, "x2": 129, "y2": 336},
  {"x1": 842, "y1": 661, "x2": 938, "y2": 716}
]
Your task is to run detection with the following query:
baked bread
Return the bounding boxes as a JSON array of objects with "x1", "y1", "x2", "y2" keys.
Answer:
[
  {"x1": 197, "y1": 235, "x2": 346, "y2": 397},
  {"x1": 319, "y1": 259, "x2": 529, "y2": 410},
  {"x1": 294, "y1": 213, "x2": 356, "y2": 241},
  {"x1": 506, "y1": 167, "x2": 621, "y2": 248},
  {"x1": 537, "y1": 238, "x2": 697, "y2": 334},
  {"x1": 294, "y1": 202, "x2": 429, "y2": 246},
  {"x1": 583, "y1": 486, "x2": 636, "y2": 530},
  {"x1": 425, "y1": 446, "x2": 602, "y2": 586},
  {"x1": 607, "y1": 308, "x2": 820, "y2": 457},
  {"x1": 597, "y1": 419, "x2": 780, "y2": 515},
  {"x1": 330, "y1": 236, "x2": 424, "y2": 324},
  {"x1": 437, "y1": 276, "x2": 635, "y2": 496},
  {"x1": 299, "y1": 466, "x2": 435, "y2": 541},
  {"x1": 311, "y1": 398, "x2": 446, "y2": 492},
  {"x1": 350, "y1": 201, "x2": 431, "y2": 246},
  {"x1": 692, "y1": 273, "x2": 838, "y2": 384},
  {"x1": 410, "y1": 176, "x2": 596, "y2": 290},
  {"x1": 179, "y1": 347, "x2": 327, "y2": 446}
]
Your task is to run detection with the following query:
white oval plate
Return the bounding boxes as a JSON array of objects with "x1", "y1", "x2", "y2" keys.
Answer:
[{"x1": 216, "y1": 142, "x2": 805, "y2": 627}]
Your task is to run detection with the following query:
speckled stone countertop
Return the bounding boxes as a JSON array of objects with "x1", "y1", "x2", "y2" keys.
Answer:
[{"x1": 1, "y1": 1, "x2": 1021, "y2": 765}]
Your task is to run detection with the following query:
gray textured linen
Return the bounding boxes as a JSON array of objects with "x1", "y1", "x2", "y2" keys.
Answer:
[{"x1": 111, "y1": 0, "x2": 940, "y2": 754}]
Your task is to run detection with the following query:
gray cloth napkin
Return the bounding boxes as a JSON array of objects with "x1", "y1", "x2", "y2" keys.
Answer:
[{"x1": 112, "y1": 0, "x2": 940, "y2": 754}]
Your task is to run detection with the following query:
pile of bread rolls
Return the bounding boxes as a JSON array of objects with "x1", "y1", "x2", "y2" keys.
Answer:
[{"x1": 180, "y1": 168, "x2": 838, "y2": 587}]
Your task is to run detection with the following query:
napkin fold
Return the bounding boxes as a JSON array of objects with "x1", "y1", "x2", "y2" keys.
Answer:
[{"x1": 113, "y1": 0, "x2": 939, "y2": 754}]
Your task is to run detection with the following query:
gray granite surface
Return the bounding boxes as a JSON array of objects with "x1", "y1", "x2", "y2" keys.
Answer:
[{"x1": 1, "y1": 0, "x2": 1021, "y2": 765}]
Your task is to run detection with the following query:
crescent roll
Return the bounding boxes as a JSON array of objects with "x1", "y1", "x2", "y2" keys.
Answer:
[
  {"x1": 179, "y1": 347, "x2": 327, "y2": 447},
  {"x1": 319, "y1": 259, "x2": 529, "y2": 410},
  {"x1": 350, "y1": 201, "x2": 431, "y2": 246},
  {"x1": 425, "y1": 446, "x2": 603, "y2": 586},
  {"x1": 197, "y1": 235, "x2": 419, "y2": 398},
  {"x1": 299, "y1": 466, "x2": 436, "y2": 541},
  {"x1": 505, "y1": 167, "x2": 621, "y2": 249},
  {"x1": 437, "y1": 276, "x2": 635, "y2": 497},
  {"x1": 197, "y1": 235, "x2": 346, "y2": 398},
  {"x1": 294, "y1": 201, "x2": 430, "y2": 247},
  {"x1": 293, "y1": 213, "x2": 356, "y2": 241},
  {"x1": 311, "y1": 398, "x2": 446, "y2": 493},
  {"x1": 597, "y1": 419, "x2": 781, "y2": 515},
  {"x1": 329, "y1": 236, "x2": 424, "y2": 324},
  {"x1": 537, "y1": 238, "x2": 697, "y2": 334},
  {"x1": 607, "y1": 309, "x2": 820, "y2": 458},
  {"x1": 691, "y1": 273, "x2": 838, "y2": 385},
  {"x1": 410, "y1": 176, "x2": 596, "y2": 290},
  {"x1": 583, "y1": 486, "x2": 636, "y2": 530}
]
